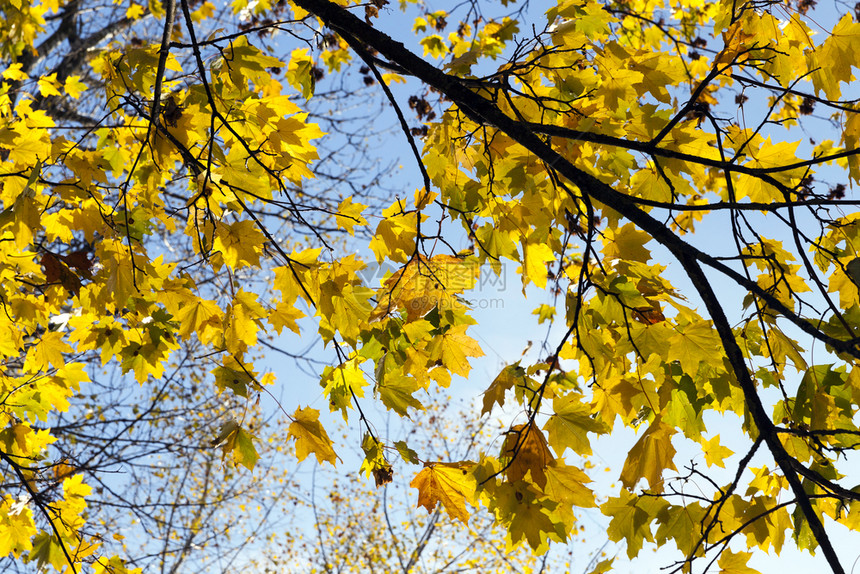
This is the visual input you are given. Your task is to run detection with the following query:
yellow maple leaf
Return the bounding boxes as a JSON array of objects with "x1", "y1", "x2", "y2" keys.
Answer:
[
  {"x1": 426, "y1": 324, "x2": 484, "y2": 378},
  {"x1": 62, "y1": 473, "x2": 92, "y2": 499},
  {"x1": 37, "y1": 74, "x2": 63, "y2": 97},
  {"x1": 93, "y1": 556, "x2": 142, "y2": 574},
  {"x1": 521, "y1": 242, "x2": 555, "y2": 289},
  {"x1": 212, "y1": 219, "x2": 265, "y2": 269},
  {"x1": 701, "y1": 435, "x2": 734, "y2": 468},
  {"x1": 667, "y1": 320, "x2": 722, "y2": 376},
  {"x1": 718, "y1": 550, "x2": 761, "y2": 574},
  {"x1": 125, "y1": 3, "x2": 145, "y2": 19},
  {"x1": 175, "y1": 298, "x2": 223, "y2": 343},
  {"x1": 370, "y1": 254, "x2": 479, "y2": 322},
  {"x1": 809, "y1": 14, "x2": 860, "y2": 100},
  {"x1": 620, "y1": 418, "x2": 677, "y2": 490},
  {"x1": 368, "y1": 202, "x2": 420, "y2": 263},
  {"x1": 602, "y1": 222, "x2": 652, "y2": 263},
  {"x1": 63, "y1": 75, "x2": 88, "y2": 99},
  {"x1": 23, "y1": 331, "x2": 71, "y2": 373},
  {"x1": 0, "y1": 495, "x2": 35, "y2": 558},
  {"x1": 544, "y1": 460, "x2": 597, "y2": 509},
  {"x1": 267, "y1": 301, "x2": 305, "y2": 335},
  {"x1": 544, "y1": 393, "x2": 610, "y2": 456},
  {"x1": 8, "y1": 124, "x2": 52, "y2": 165},
  {"x1": 286, "y1": 47, "x2": 316, "y2": 99},
  {"x1": 273, "y1": 249, "x2": 322, "y2": 304},
  {"x1": 227, "y1": 427, "x2": 258, "y2": 470},
  {"x1": 410, "y1": 462, "x2": 475, "y2": 523},
  {"x1": 289, "y1": 406, "x2": 338, "y2": 465},
  {"x1": 420, "y1": 35, "x2": 449, "y2": 58},
  {"x1": 334, "y1": 196, "x2": 368, "y2": 235},
  {"x1": 1, "y1": 63, "x2": 27, "y2": 81},
  {"x1": 223, "y1": 300, "x2": 259, "y2": 351}
]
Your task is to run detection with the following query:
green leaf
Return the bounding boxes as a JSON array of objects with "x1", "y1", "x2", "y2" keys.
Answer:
[{"x1": 394, "y1": 440, "x2": 420, "y2": 464}]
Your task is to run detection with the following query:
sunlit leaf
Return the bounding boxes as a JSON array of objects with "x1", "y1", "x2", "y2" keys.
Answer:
[
  {"x1": 289, "y1": 406, "x2": 339, "y2": 465},
  {"x1": 410, "y1": 462, "x2": 475, "y2": 523}
]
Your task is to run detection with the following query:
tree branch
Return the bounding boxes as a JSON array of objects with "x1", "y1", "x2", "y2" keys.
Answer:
[{"x1": 289, "y1": 1, "x2": 851, "y2": 570}]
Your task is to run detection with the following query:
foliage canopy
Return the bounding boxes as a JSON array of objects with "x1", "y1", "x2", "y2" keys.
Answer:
[{"x1": 2, "y1": 0, "x2": 860, "y2": 571}]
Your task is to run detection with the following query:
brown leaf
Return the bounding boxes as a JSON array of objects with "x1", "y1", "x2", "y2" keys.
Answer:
[
  {"x1": 502, "y1": 421, "x2": 554, "y2": 488},
  {"x1": 41, "y1": 252, "x2": 82, "y2": 295},
  {"x1": 61, "y1": 249, "x2": 94, "y2": 279},
  {"x1": 372, "y1": 465, "x2": 393, "y2": 487}
]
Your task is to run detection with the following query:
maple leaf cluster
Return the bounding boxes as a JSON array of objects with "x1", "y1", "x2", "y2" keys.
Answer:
[{"x1": 1, "y1": 0, "x2": 860, "y2": 572}]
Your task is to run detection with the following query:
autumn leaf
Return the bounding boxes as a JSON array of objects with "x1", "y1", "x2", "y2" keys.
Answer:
[
  {"x1": 376, "y1": 372, "x2": 423, "y2": 416},
  {"x1": 544, "y1": 460, "x2": 597, "y2": 510},
  {"x1": 410, "y1": 462, "x2": 475, "y2": 523},
  {"x1": 267, "y1": 301, "x2": 305, "y2": 335},
  {"x1": 701, "y1": 435, "x2": 734, "y2": 469},
  {"x1": 620, "y1": 418, "x2": 677, "y2": 491},
  {"x1": 809, "y1": 14, "x2": 860, "y2": 99},
  {"x1": 718, "y1": 550, "x2": 761, "y2": 574},
  {"x1": 320, "y1": 359, "x2": 369, "y2": 417},
  {"x1": 42, "y1": 252, "x2": 83, "y2": 294},
  {"x1": 504, "y1": 484, "x2": 560, "y2": 551},
  {"x1": 211, "y1": 419, "x2": 240, "y2": 447},
  {"x1": 586, "y1": 559, "x2": 615, "y2": 574},
  {"x1": 289, "y1": 406, "x2": 339, "y2": 466},
  {"x1": 286, "y1": 48, "x2": 316, "y2": 99},
  {"x1": 543, "y1": 393, "x2": 610, "y2": 456},
  {"x1": 212, "y1": 219, "x2": 266, "y2": 269},
  {"x1": 94, "y1": 556, "x2": 143, "y2": 574},
  {"x1": 23, "y1": 331, "x2": 71, "y2": 373},
  {"x1": 502, "y1": 421, "x2": 554, "y2": 488},
  {"x1": 521, "y1": 242, "x2": 555, "y2": 289},
  {"x1": 394, "y1": 440, "x2": 420, "y2": 464},
  {"x1": 602, "y1": 223, "x2": 652, "y2": 263},
  {"x1": 175, "y1": 298, "x2": 223, "y2": 343},
  {"x1": 359, "y1": 433, "x2": 392, "y2": 486},
  {"x1": 667, "y1": 320, "x2": 722, "y2": 376},
  {"x1": 481, "y1": 362, "x2": 526, "y2": 415},
  {"x1": 603, "y1": 489, "x2": 667, "y2": 558},
  {"x1": 334, "y1": 196, "x2": 368, "y2": 235},
  {"x1": 0, "y1": 495, "x2": 35, "y2": 558},
  {"x1": 221, "y1": 426, "x2": 258, "y2": 470},
  {"x1": 370, "y1": 254, "x2": 479, "y2": 322},
  {"x1": 425, "y1": 324, "x2": 484, "y2": 378},
  {"x1": 368, "y1": 201, "x2": 420, "y2": 263},
  {"x1": 212, "y1": 358, "x2": 256, "y2": 397},
  {"x1": 29, "y1": 532, "x2": 68, "y2": 572}
]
